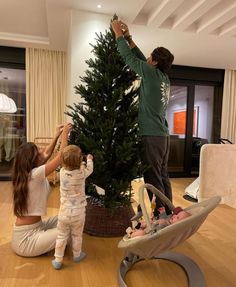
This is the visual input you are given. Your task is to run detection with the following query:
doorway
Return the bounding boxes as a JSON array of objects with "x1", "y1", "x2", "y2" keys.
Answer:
[
  {"x1": 167, "y1": 84, "x2": 216, "y2": 176},
  {"x1": 167, "y1": 65, "x2": 224, "y2": 177}
]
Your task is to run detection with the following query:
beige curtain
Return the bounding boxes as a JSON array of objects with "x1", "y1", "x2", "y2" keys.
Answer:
[
  {"x1": 26, "y1": 48, "x2": 67, "y2": 141},
  {"x1": 221, "y1": 70, "x2": 236, "y2": 143}
]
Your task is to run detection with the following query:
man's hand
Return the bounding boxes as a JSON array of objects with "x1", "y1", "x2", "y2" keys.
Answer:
[
  {"x1": 120, "y1": 21, "x2": 130, "y2": 37},
  {"x1": 111, "y1": 20, "x2": 123, "y2": 39},
  {"x1": 120, "y1": 20, "x2": 134, "y2": 47}
]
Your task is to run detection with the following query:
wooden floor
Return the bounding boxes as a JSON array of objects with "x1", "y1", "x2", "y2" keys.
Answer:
[{"x1": 1, "y1": 178, "x2": 236, "y2": 287}]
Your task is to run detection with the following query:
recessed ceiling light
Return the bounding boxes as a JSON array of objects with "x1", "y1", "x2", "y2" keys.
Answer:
[{"x1": 97, "y1": 4, "x2": 102, "y2": 9}]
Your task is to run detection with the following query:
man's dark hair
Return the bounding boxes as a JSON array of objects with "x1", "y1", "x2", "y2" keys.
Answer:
[{"x1": 151, "y1": 47, "x2": 174, "y2": 74}]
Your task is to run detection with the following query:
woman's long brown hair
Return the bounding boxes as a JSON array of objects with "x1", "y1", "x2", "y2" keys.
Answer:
[{"x1": 12, "y1": 142, "x2": 39, "y2": 217}]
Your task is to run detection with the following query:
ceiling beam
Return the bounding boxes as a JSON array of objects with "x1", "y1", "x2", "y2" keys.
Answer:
[
  {"x1": 219, "y1": 19, "x2": 236, "y2": 37},
  {"x1": 147, "y1": 0, "x2": 184, "y2": 27},
  {"x1": 197, "y1": 1, "x2": 236, "y2": 33},
  {"x1": 172, "y1": 0, "x2": 220, "y2": 31}
]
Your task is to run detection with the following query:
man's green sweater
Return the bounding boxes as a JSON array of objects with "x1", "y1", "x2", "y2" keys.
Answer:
[{"x1": 116, "y1": 36, "x2": 170, "y2": 136}]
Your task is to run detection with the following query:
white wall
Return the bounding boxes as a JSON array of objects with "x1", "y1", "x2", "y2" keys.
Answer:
[
  {"x1": 69, "y1": 11, "x2": 111, "y2": 107},
  {"x1": 195, "y1": 86, "x2": 214, "y2": 141}
]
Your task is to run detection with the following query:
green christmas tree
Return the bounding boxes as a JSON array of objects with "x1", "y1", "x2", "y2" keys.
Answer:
[{"x1": 67, "y1": 18, "x2": 141, "y2": 208}]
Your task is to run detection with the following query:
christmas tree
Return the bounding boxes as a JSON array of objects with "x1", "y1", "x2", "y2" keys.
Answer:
[{"x1": 67, "y1": 17, "x2": 141, "y2": 209}]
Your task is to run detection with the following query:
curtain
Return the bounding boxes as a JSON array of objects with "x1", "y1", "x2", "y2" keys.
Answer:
[
  {"x1": 26, "y1": 48, "x2": 67, "y2": 142},
  {"x1": 221, "y1": 70, "x2": 236, "y2": 143}
]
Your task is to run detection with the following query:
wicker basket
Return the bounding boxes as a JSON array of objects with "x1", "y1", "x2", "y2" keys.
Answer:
[{"x1": 84, "y1": 197, "x2": 135, "y2": 237}]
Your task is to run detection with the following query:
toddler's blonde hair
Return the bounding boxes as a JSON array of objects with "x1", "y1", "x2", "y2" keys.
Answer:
[{"x1": 61, "y1": 145, "x2": 82, "y2": 170}]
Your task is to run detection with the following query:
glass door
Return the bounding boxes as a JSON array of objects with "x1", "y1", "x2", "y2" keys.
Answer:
[
  {"x1": 167, "y1": 84, "x2": 216, "y2": 176},
  {"x1": 168, "y1": 65, "x2": 224, "y2": 177}
]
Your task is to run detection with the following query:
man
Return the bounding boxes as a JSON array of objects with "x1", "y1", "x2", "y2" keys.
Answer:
[{"x1": 111, "y1": 20, "x2": 174, "y2": 216}]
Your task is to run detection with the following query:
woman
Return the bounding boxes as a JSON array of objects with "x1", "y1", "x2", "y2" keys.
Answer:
[{"x1": 11, "y1": 122, "x2": 72, "y2": 257}]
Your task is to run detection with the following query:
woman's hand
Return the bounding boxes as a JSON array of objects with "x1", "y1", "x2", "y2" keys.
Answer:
[
  {"x1": 60, "y1": 122, "x2": 73, "y2": 148},
  {"x1": 55, "y1": 124, "x2": 64, "y2": 137},
  {"x1": 62, "y1": 122, "x2": 73, "y2": 136}
]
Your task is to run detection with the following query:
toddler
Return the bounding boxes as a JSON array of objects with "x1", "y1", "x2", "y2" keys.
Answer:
[{"x1": 52, "y1": 145, "x2": 93, "y2": 269}]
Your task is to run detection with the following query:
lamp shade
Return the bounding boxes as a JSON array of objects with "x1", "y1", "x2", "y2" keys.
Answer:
[{"x1": 0, "y1": 93, "x2": 17, "y2": 113}]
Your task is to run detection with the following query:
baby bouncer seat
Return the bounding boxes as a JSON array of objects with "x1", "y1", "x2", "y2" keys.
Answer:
[{"x1": 117, "y1": 183, "x2": 221, "y2": 287}]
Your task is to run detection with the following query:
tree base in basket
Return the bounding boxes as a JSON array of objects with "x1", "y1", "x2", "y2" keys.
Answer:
[{"x1": 84, "y1": 197, "x2": 135, "y2": 237}]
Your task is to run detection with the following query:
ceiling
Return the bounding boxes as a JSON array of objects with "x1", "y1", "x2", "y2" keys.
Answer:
[{"x1": 0, "y1": 0, "x2": 236, "y2": 69}]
